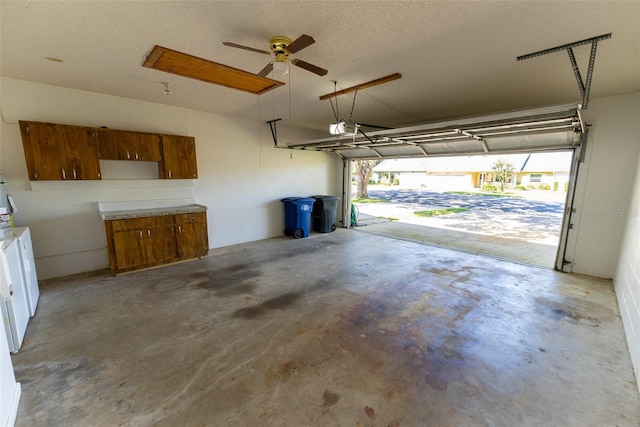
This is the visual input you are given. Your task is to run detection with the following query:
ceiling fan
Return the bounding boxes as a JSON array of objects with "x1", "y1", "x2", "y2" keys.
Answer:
[{"x1": 223, "y1": 34, "x2": 328, "y2": 77}]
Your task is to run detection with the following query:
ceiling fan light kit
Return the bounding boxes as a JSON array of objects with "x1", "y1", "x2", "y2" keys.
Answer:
[{"x1": 272, "y1": 56, "x2": 289, "y2": 75}]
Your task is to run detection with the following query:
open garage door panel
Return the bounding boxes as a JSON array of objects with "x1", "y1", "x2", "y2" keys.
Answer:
[{"x1": 286, "y1": 104, "x2": 583, "y2": 159}]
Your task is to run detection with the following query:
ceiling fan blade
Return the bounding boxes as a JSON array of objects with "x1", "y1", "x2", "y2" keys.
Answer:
[
  {"x1": 258, "y1": 62, "x2": 274, "y2": 77},
  {"x1": 285, "y1": 34, "x2": 315, "y2": 53},
  {"x1": 292, "y1": 59, "x2": 328, "y2": 76},
  {"x1": 223, "y1": 41, "x2": 271, "y2": 55}
]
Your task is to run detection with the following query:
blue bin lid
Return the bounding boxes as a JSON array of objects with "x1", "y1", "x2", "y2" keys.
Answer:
[{"x1": 296, "y1": 197, "x2": 316, "y2": 204}]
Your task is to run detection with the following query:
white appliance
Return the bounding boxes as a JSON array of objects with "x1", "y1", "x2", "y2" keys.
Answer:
[
  {"x1": 0, "y1": 175, "x2": 14, "y2": 228},
  {"x1": 0, "y1": 237, "x2": 30, "y2": 353},
  {"x1": 0, "y1": 320, "x2": 21, "y2": 427},
  {"x1": 11, "y1": 227, "x2": 39, "y2": 316}
]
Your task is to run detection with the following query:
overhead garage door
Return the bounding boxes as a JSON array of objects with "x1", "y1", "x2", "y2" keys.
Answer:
[
  {"x1": 285, "y1": 104, "x2": 583, "y2": 159},
  {"x1": 284, "y1": 103, "x2": 587, "y2": 272}
]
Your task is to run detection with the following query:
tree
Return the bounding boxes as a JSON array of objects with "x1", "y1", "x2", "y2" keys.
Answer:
[
  {"x1": 353, "y1": 160, "x2": 378, "y2": 198},
  {"x1": 491, "y1": 159, "x2": 515, "y2": 192}
]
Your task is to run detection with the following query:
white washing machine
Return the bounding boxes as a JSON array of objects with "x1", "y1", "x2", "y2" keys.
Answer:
[
  {"x1": 0, "y1": 237, "x2": 30, "y2": 353},
  {"x1": 11, "y1": 227, "x2": 39, "y2": 317}
]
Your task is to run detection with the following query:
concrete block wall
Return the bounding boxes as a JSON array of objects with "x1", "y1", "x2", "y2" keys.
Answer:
[
  {"x1": 0, "y1": 78, "x2": 342, "y2": 279},
  {"x1": 614, "y1": 93, "x2": 640, "y2": 391}
]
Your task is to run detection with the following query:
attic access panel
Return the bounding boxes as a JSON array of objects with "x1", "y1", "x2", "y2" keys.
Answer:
[
  {"x1": 143, "y1": 45, "x2": 284, "y2": 95},
  {"x1": 285, "y1": 104, "x2": 583, "y2": 159}
]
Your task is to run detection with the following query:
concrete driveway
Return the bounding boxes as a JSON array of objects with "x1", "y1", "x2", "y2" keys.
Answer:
[{"x1": 353, "y1": 187, "x2": 567, "y2": 267}]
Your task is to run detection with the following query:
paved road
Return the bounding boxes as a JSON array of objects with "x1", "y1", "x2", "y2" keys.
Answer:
[{"x1": 355, "y1": 188, "x2": 566, "y2": 244}]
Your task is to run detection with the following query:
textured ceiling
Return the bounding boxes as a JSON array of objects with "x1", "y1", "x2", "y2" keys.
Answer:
[{"x1": 1, "y1": 1, "x2": 638, "y2": 132}]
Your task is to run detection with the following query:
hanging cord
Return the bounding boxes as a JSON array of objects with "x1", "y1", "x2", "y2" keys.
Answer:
[
  {"x1": 288, "y1": 66, "x2": 292, "y2": 117},
  {"x1": 257, "y1": 94, "x2": 263, "y2": 164},
  {"x1": 272, "y1": 80, "x2": 276, "y2": 120},
  {"x1": 328, "y1": 81, "x2": 340, "y2": 122},
  {"x1": 361, "y1": 89, "x2": 417, "y2": 122},
  {"x1": 348, "y1": 87, "x2": 358, "y2": 124}
]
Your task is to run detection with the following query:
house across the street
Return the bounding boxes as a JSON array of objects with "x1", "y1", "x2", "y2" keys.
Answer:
[{"x1": 372, "y1": 151, "x2": 573, "y2": 190}]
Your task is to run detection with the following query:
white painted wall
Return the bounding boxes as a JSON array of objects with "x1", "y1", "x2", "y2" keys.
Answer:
[
  {"x1": 613, "y1": 93, "x2": 640, "y2": 391},
  {"x1": 565, "y1": 92, "x2": 640, "y2": 278},
  {"x1": 0, "y1": 78, "x2": 342, "y2": 279}
]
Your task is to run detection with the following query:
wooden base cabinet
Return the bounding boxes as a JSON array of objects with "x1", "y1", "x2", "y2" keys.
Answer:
[
  {"x1": 175, "y1": 212, "x2": 209, "y2": 259},
  {"x1": 105, "y1": 211, "x2": 208, "y2": 274}
]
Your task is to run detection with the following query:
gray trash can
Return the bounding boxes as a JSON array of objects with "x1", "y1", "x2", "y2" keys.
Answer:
[{"x1": 311, "y1": 195, "x2": 340, "y2": 233}]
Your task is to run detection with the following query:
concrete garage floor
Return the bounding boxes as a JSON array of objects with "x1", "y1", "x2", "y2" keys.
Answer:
[
  {"x1": 12, "y1": 230, "x2": 640, "y2": 426},
  {"x1": 355, "y1": 220, "x2": 559, "y2": 267},
  {"x1": 354, "y1": 189, "x2": 566, "y2": 267}
]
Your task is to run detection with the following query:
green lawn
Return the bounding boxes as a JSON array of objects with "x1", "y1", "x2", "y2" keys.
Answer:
[
  {"x1": 444, "y1": 191, "x2": 520, "y2": 198},
  {"x1": 414, "y1": 207, "x2": 469, "y2": 217},
  {"x1": 352, "y1": 197, "x2": 391, "y2": 203}
]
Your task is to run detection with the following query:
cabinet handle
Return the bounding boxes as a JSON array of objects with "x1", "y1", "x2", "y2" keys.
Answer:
[
  {"x1": 147, "y1": 229, "x2": 151, "y2": 238},
  {"x1": 126, "y1": 149, "x2": 130, "y2": 159},
  {"x1": 73, "y1": 169, "x2": 77, "y2": 179},
  {"x1": 139, "y1": 230, "x2": 143, "y2": 239},
  {"x1": 135, "y1": 151, "x2": 139, "y2": 160},
  {"x1": 62, "y1": 169, "x2": 66, "y2": 179},
  {"x1": 168, "y1": 170, "x2": 172, "y2": 178},
  {"x1": 178, "y1": 225, "x2": 182, "y2": 234}
]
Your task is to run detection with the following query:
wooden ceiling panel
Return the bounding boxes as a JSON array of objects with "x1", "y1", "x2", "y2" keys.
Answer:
[{"x1": 143, "y1": 45, "x2": 283, "y2": 95}]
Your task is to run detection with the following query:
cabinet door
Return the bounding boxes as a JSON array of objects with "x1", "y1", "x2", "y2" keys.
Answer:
[
  {"x1": 96, "y1": 130, "x2": 120, "y2": 160},
  {"x1": 144, "y1": 223, "x2": 177, "y2": 266},
  {"x1": 175, "y1": 212, "x2": 208, "y2": 259},
  {"x1": 159, "y1": 135, "x2": 198, "y2": 179},
  {"x1": 19, "y1": 122, "x2": 101, "y2": 180},
  {"x1": 98, "y1": 130, "x2": 161, "y2": 161},
  {"x1": 61, "y1": 126, "x2": 101, "y2": 180},
  {"x1": 19, "y1": 122, "x2": 69, "y2": 180},
  {"x1": 109, "y1": 216, "x2": 176, "y2": 272},
  {"x1": 130, "y1": 133, "x2": 161, "y2": 161},
  {"x1": 112, "y1": 229, "x2": 147, "y2": 271}
]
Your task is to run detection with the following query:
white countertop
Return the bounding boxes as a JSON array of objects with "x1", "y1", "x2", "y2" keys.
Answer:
[{"x1": 100, "y1": 204, "x2": 206, "y2": 220}]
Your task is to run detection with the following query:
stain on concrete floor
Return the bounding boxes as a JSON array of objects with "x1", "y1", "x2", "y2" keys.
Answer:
[{"x1": 11, "y1": 230, "x2": 640, "y2": 426}]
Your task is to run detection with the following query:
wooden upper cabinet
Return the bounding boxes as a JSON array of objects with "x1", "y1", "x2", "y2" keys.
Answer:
[
  {"x1": 97, "y1": 130, "x2": 161, "y2": 161},
  {"x1": 19, "y1": 121, "x2": 101, "y2": 180},
  {"x1": 159, "y1": 135, "x2": 198, "y2": 179},
  {"x1": 19, "y1": 121, "x2": 197, "y2": 181},
  {"x1": 62, "y1": 126, "x2": 102, "y2": 180}
]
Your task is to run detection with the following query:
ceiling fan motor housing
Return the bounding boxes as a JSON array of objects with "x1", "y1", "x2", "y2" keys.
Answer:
[{"x1": 270, "y1": 36, "x2": 292, "y2": 56}]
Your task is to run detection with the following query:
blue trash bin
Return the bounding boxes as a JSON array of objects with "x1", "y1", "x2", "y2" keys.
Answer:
[{"x1": 281, "y1": 197, "x2": 315, "y2": 239}]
